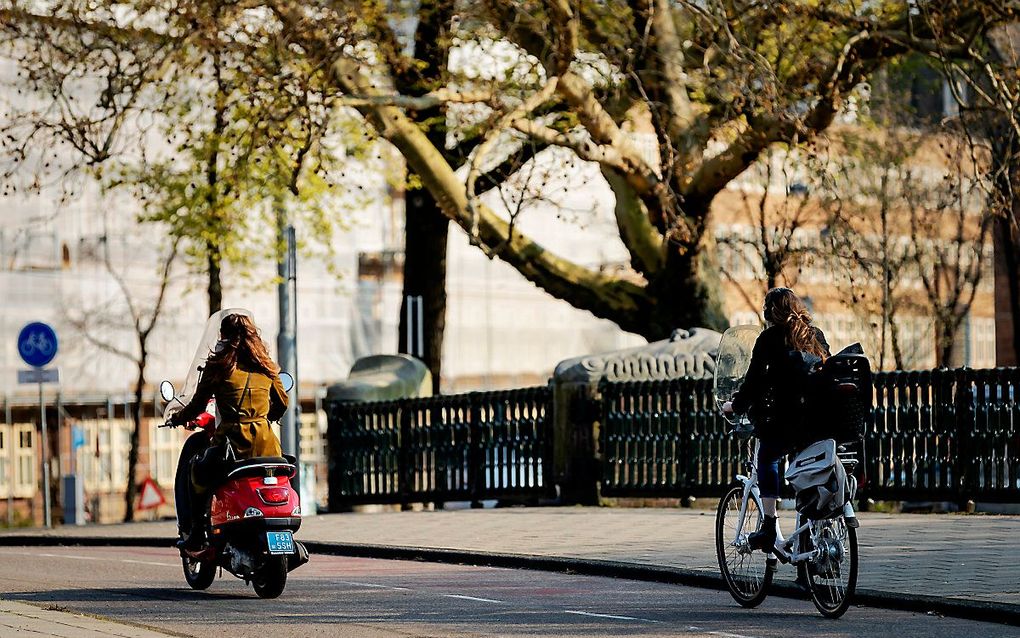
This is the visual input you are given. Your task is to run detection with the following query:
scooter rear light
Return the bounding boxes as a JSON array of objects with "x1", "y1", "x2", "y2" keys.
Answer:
[{"x1": 257, "y1": 487, "x2": 290, "y2": 504}]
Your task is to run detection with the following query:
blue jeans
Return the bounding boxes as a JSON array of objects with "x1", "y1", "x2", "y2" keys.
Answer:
[{"x1": 757, "y1": 439, "x2": 785, "y2": 498}]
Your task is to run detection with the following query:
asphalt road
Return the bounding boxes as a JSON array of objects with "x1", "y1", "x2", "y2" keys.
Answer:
[{"x1": 0, "y1": 545, "x2": 1011, "y2": 638}]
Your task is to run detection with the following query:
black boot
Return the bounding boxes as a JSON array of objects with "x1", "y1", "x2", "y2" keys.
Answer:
[
  {"x1": 177, "y1": 492, "x2": 208, "y2": 552},
  {"x1": 748, "y1": 515, "x2": 778, "y2": 553}
]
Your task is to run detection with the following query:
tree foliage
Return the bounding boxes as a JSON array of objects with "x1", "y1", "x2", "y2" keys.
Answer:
[
  {"x1": 1, "y1": 1, "x2": 358, "y2": 314},
  {"x1": 2, "y1": 1, "x2": 1017, "y2": 337},
  {"x1": 64, "y1": 212, "x2": 180, "y2": 521}
]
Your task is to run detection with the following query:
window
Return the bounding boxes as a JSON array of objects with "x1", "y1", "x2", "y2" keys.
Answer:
[
  {"x1": 971, "y1": 317, "x2": 996, "y2": 369},
  {"x1": 99, "y1": 427, "x2": 112, "y2": 485},
  {"x1": 729, "y1": 311, "x2": 760, "y2": 328},
  {"x1": 15, "y1": 425, "x2": 35, "y2": 497},
  {"x1": 300, "y1": 410, "x2": 324, "y2": 464},
  {"x1": 0, "y1": 426, "x2": 7, "y2": 498},
  {"x1": 79, "y1": 419, "x2": 96, "y2": 488},
  {"x1": 79, "y1": 416, "x2": 131, "y2": 492},
  {"x1": 150, "y1": 420, "x2": 188, "y2": 487},
  {"x1": 112, "y1": 424, "x2": 130, "y2": 488}
]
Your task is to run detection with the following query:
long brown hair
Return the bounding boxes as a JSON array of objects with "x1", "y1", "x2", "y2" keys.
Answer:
[
  {"x1": 763, "y1": 287, "x2": 827, "y2": 359},
  {"x1": 204, "y1": 313, "x2": 280, "y2": 379}
]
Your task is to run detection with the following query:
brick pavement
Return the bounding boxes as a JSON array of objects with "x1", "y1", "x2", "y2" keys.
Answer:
[
  {"x1": 0, "y1": 600, "x2": 177, "y2": 637},
  {"x1": 4, "y1": 508, "x2": 1017, "y2": 607}
]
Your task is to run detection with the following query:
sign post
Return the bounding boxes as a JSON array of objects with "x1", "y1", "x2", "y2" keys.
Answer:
[{"x1": 17, "y1": 322, "x2": 58, "y2": 529}]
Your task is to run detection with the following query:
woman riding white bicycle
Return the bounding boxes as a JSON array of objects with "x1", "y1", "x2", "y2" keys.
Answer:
[{"x1": 723, "y1": 287, "x2": 830, "y2": 553}]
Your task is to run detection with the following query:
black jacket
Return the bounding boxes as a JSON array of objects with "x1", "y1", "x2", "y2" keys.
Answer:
[{"x1": 730, "y1": 325, "x2": 831, "y2": 447}]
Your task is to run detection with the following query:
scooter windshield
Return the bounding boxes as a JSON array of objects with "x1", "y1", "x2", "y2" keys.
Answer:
[
  {"x1": 713, "y1": 324, "x2": 763, "y2": 408},
  {"x1": 163, "y1": 307, "x2": 254, "y2": 420}
]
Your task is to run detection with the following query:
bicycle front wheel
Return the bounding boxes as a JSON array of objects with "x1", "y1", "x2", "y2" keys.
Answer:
[
  {"x1": 715, "y1": 485, "x2": 773, "y2": 607},
  {"x1": 801, "y1": 517, "x2": 858, "y2": 618}
]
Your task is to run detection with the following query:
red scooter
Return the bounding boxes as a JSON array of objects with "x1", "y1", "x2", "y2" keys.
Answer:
[{"x1": 160, "y1": 377, "x2": 309, "y2": 599}]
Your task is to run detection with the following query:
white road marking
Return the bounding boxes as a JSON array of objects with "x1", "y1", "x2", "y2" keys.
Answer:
[
  {"x1": 442, "y1": 594, "x2": 504, "y2": 604},
  {"x1": 0, "y1": 549, "x2": 176, "y2": 568},
  {"x1": 339, "y1": 580, "x2": 411, "y2": 592},
  {"x1": 686, "y1": 626, "x2": 758, "y2": 638},
  {"x1": 36, "y1": 552, "x2": 97, "y2": 560},
  {"x1": 122, "y1": 558, "x2": 178, "y2": 567},
  {"x1": 563, "y1": 610, "x2": 660, "y2": 623}
]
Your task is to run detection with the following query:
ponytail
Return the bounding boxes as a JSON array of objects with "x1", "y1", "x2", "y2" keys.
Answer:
[{"x1": 764, "y1": 288, "x2": 827, "y2": 359}]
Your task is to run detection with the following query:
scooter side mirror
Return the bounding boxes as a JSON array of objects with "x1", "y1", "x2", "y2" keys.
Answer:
[
  {"x1": 159, "y1": 380, "x2": 176, "y2": 402},
  {"x1": 280, "y1": 372, "x2": 295, "y2": 393}
]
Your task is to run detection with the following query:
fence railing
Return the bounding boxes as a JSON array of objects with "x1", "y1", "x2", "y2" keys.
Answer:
[
  {"x1": 866, "y1": 368, "x2": 1020, "y2": 502},
  {"x1": 327, "y1": 386, "x2": 554, "y2": 508},
  {"x1": 598, "y1": 368, "x2": 1020, "y2": 503},
  {"x1": 599, "y1": 377, "x2": 740, "y2": 498},
  {"x1": 326, "y1": 366, "x2": 1019, "y2": 507}
]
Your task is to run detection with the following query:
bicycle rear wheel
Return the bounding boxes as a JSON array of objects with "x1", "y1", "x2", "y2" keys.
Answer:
[
  {"x1": 715, "y1": 485, "x2": 773, "y2": 607},
  {"x1": 801, "y1": 517, "x2": 858, "y2": 618}
]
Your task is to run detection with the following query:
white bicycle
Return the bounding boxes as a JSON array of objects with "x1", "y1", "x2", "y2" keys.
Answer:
[
  {"x1": 714, "y1": 426, "x2": 859, "y2": 618},
  {"x1": 712, "y1": 325, "x2": 860, "y2": 618}
]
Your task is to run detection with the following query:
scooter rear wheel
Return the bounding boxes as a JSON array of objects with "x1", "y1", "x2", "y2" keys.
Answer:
[
  {"x1": 182, "y1": 554, "x2": 216, "y2": 590},
  {"x1": 252, "y1": 556, "x2": 287, "y2": 599}
]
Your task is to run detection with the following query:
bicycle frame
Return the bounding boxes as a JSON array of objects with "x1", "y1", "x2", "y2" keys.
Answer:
[{"x1": 728, "y1": 437, "x2": 849, "y2": 566}]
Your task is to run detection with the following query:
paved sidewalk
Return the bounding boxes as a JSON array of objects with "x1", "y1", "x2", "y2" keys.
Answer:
[
  {"x1": 0, "y1": 599, "x2": 179, "y2": 637},
  {"x1": 4, "y1": 508, "x2": 1018, "y2": 608}
]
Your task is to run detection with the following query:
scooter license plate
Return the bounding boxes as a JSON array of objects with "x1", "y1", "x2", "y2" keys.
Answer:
[{"x1": 266, "y1": 531, "x2": 295, "y2": 555}]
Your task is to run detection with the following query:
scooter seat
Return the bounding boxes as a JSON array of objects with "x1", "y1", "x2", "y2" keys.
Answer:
[{"x1": 225, "y1": 456, "x2": 296, "y2": 479}]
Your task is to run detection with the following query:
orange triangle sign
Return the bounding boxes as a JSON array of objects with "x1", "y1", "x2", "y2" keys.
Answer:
[{"x1": 137, "y1": 477, "x2": 166, "y2": 511}]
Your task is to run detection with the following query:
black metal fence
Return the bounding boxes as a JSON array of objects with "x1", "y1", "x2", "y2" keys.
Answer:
[
  {"x1": 866, "y1": 367, "x2": 1020, "y2": 502},
  {"x1": 327, "y1": 367, "x2": 1019, "y2": 507},
  {"x1": 599, "y1": 377, "x2": 742, "y2": 499},
  {"x1": 327, "y1": 386, "x2": 554, "y2": 508},
  {"x1": 598, "y1": 368, "x2": 1020, "y2": 503}
]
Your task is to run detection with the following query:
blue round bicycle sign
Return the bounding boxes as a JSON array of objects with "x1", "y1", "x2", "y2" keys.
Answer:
[{"x1": 18, "y1": 322, "x2": 58, "y2": 368}]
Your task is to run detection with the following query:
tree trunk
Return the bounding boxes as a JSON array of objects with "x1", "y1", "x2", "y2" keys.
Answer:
[
  {"x1": 394, "y1": 0, "x2": 454, "y2": 394},
  {"x1": 987, "y1": 37, "x2": 1020, "y2": 366},
  {"x1": 993, "y1": 199, "x2": 1020, "y2": 366},
  {"x1": 399, "y1": 189, "x2": 448, "y2": 393},
  {"x1": 124, "y1": 352, "x2": 146, "y2": 522},
  {"x1": 339, "y1": 56, "x2": 727, "y2": 343},
  {"x1": 935, "y1": 317, "x2": 965, "y2": 368},
  {"x1": 645, "y1": 235, "x2": 729, "y2": 337},
  {"x1": 207, "y1": 242, "x2": 222, "y2": 316},
  {"x1": 890, "y1": 317, "x2": 905, "y2": 370}
]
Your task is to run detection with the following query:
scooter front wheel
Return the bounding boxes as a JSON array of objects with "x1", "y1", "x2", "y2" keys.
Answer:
[
  {"x1": 182, "y1": 554, "x2": 216, "y2": 590},
  {"x1": 252, "y1": 556, "x2": 287, "y2": 599}
]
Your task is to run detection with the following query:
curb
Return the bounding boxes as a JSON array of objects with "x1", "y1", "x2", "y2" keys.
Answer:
[{"x1": 2, "y1": 534, "x2": 1017, "y2": 626}]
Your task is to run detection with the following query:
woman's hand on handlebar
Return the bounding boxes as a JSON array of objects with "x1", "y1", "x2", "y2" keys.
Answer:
[{"x1": 721, "y1": 401, "x2": 734, "y2": 416}]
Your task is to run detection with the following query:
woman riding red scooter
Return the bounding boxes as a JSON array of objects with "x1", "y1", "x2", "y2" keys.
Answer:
[{"x1": 168, "y1": 311, "x2": 289, "y2": 550}]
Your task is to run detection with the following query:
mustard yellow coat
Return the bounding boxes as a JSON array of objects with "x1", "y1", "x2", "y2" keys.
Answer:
[{"x1": 172, "y1": 366, "x2": 288, "y2": 458}]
